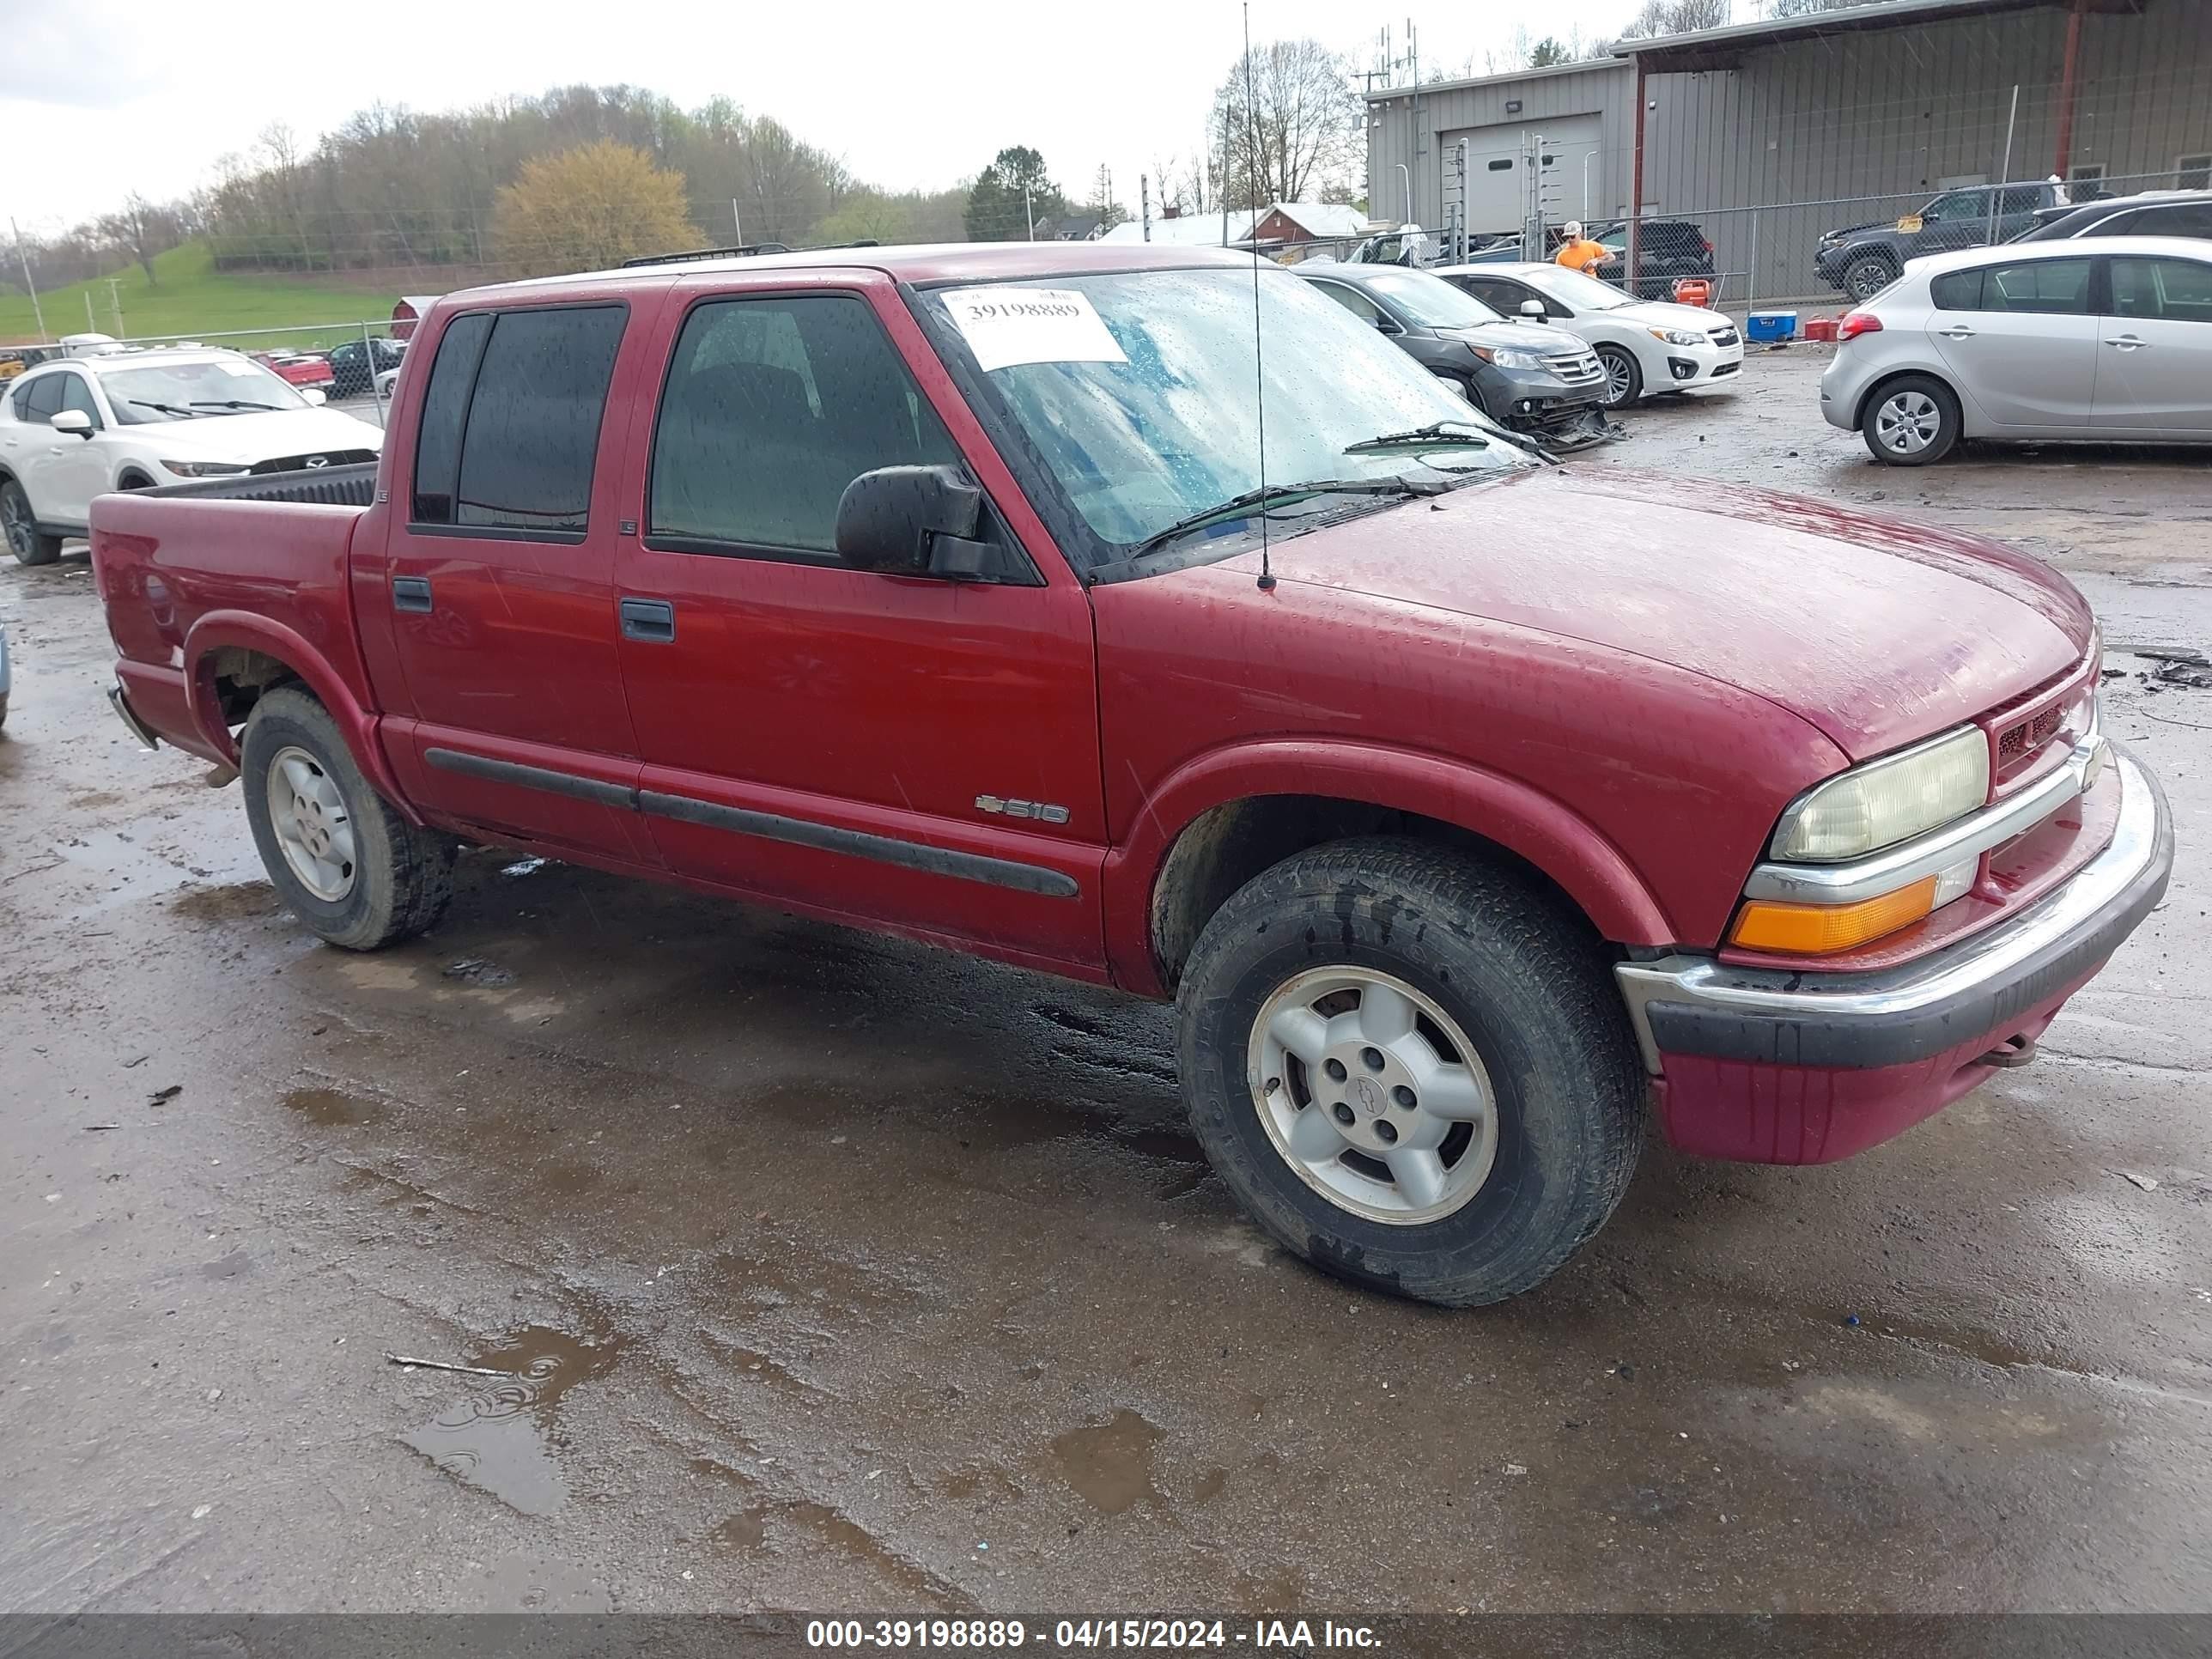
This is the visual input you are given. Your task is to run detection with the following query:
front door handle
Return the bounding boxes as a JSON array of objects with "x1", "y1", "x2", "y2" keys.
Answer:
[
  {"x1": 2107, "y1": 335, "x2": 2149, "y2": 350},
  {"x1": 392, "y1": 575, "x2": 433, "y2": 612},
  {"x1": 619, "y1": 597, "x2": 676, "y2": 642}
]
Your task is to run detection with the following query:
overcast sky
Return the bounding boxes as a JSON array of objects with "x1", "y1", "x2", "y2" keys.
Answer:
[{"x1": 3, "y1": 0, "x2": 1642, "y2": 234}]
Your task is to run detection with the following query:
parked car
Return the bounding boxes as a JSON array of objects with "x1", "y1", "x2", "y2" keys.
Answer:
[
  {"x1": 325, "y1": 336, "x2": 406, "y2": 398},
  {"x1": 1816, "y1": 182, "x2": 2062, "y2": 301},
  {"x1": 0, "y1": 348, "x2": 381, "y2": 565},
  {"x1": 1437, "y1": 261, "x2": 1742, "y2": 408},
  {"x1": 1820, "y1": 235, "x2": 2212, "y2": 465},
  {"x1": 1585, "y1": 220, "x2": 1717, "y2": 301},
  {"x1": 1, "y1": 344, "x2": 59, "y2": 381},
  {"x1": 1297, "y1": 262, "x2": 1611, "y2": 445},
  {"x1": 2010, "y1": 188, "x2": 2212, "y2": 245},
  {"x1": 87, "y1": 241, "x2": 2168, "y2": 1309},
  {"x1": 253, "y1": 350, "x2": 337, "y2": 393}
]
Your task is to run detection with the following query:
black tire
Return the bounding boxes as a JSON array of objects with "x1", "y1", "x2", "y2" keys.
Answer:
[
  {"x1": 240, "y1": 685, "x2": 457, "y2": 950},
  {"x1": 1595, "y1": 344, "x2": 1644, "y2": 409},
  {"x1": 117, "y1": 472, "x2": 155, "y2": 491},
  {"x1": 1859, "y1": 373, "x2": 1961, "y2": 466},
  {"x1": 1176, "y1": 836, "x2": 1645, "y2": 1308},
  {"x1": 1842, "y1": 253, "x2": 1898, "y2": 302},
  {"x1": 2, "y1": 478, "x2": 63, "y2": 567}
]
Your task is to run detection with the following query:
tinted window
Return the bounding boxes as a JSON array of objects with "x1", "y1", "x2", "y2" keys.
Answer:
[
  {"x1": 1924, "y1": 190, "x2": 1987, "y2": 222},
  {"x1": 24, "y1": 373, "x2": 65, "y2": 423},
  {"x1": 2137, "y1": 203, "x2": 2212, "y2": 239},
  {"x1": 1311, "y1": 281, "x2": 1385, "y2": 325},
  {"x1": 648, "y1": 295, "x2": 958, "y2": 557},
  {"x1": 410, "y1": 312, "x2": 492, "y2": 523},
  {"x1": 8, "y1": 376, "x2": 39, "y2": 421},
  {"x1": 453, "y1": 306, "x2": 626, "y2": 533},
  {"x1": 2110, "y1": 257, "x2": 2212, "y2": 322},
  {"x1": 2081, "y1": 210, "x2": 2141, "y2": 237},
  {"x1": 1999, "y1": 185, "x2": 2045, "y2": 216},
  {"x1": 1930, "y1": 269, "x2": 1983, "y2": 309},
  {"x1": 1979, "y1": 258, "x2": 2093, "y2": 313},
  {"x1": 58, "y1": 374, "x2": 102, "y2": 429}
]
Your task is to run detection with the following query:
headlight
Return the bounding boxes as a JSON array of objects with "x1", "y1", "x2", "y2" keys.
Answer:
[
  {"x1": 1769, "y1": 725, "x2": 1990, "y2": 862},
  {"x1": 160, "y1": 459, "x2": 250, "y2": 478},
  {"x1": 1648, "y1": 327, "x2": 1705, "y2": 347},
  {"x1": 1472, "y1": 345, "x2": 1545, "y2": 370}
]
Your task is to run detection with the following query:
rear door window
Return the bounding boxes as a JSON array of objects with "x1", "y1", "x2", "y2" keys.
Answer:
[
  {"x1": 2109, "y1": 257, "x2": 2212, "y2": 323},
  {"x1": 409, "y1": 305, "x2": 626, "y2": 535},
  {"x1": 1977, "y1": 258, "x2": 2094, "y2": 313},
  {"x1": 2136, "y1": 203, "x2": 2212, "y2": 239},
  {"x1": 647, "y1": 294, "x2": 958, "y2": 560}
]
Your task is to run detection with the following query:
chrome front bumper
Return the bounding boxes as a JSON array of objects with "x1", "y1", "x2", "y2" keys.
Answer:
[
  {"x1": 106, "y1": 682, "x2": 161, "y2": 751},
  {"x1": 1614, "y1": 748, "x2": 2171, "y2": 1073}
]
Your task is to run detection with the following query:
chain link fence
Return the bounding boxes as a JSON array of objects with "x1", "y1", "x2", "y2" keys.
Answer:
[{"x1": 100, "y1": 318, "x2": 412, "y2": 428}]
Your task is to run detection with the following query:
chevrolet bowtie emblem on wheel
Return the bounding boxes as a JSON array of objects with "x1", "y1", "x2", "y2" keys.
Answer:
[
  {"x1": 975, "y1": 795, "x2": 1070, "y2": 824},
  {"x1": 303, "y1": 455, "x2": 329, "y2": 468}
]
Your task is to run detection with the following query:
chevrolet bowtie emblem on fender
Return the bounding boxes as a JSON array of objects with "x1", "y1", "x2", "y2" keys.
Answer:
[{"x1": 975, "y1": 795, "x2": 1070, "y2": 825}]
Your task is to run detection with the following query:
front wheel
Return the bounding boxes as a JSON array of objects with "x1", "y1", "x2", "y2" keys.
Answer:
[
  {"x1": 1595, "y1": 344, "x2": 1644, "y2": 409},
  {"x1": 1842, "y1": 253, "x2": 1898, "y2": 301},
  {"x1": 1861, "y1": 374, "x2": 1960, "y2": 465},
  {"x1": 240, "y1": 685, "x2": 457, "y2": 949},
  {"x1": 1175, "y1": 837, "x2": 1645, "y2": 1307}
]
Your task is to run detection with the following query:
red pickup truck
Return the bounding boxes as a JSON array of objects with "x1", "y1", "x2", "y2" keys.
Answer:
[{"x1": 88, "y1": 243, "x2": 2171, "y2": 1307}]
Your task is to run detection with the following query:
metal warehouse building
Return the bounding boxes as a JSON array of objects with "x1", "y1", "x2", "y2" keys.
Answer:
[{"x1": 1364, "y1": 0, "x2": 2211, "y2": 304}]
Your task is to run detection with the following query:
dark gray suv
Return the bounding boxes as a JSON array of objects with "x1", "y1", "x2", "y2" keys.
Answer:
[
  {"x1": 2011, "y1": 190, "x2": 2212, "y2": 244},
  {"x1": 1296, "y1": 264, "x2": 1610, "y2": 447}
]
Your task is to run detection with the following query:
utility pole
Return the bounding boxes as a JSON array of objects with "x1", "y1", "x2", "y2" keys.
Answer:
[
  {"x1": 106, "y1": 276, "x2": 125, "y2": 337},
  {"x1": 1024, "y1": 183, "x2": 1035, "y2": 241},
  {"x1": 1141, "y1": 174, "x2": 1152, "y2": 242},
  {"x1": 86, "y1": 290, "x2": 96, "y2": 332},
  {"x1": 732, "y1": 198, "x2": 743, "y2": 245},
  {"x1": 9, "y1": 218, "x2": 46, "y2": 341}
]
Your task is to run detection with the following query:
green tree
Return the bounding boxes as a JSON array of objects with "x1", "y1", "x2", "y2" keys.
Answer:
[
  {"x1": 1528, "y1": 36, "x2": 1570, "y2": 67},
  {"x1": 494, "y1": 140, "x2": 698, "y2": 276},
  {"x1": 964, "y1": 147, "x2": 1066, "y2": 241}
]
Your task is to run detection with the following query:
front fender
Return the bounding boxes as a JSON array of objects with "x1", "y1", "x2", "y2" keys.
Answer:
[
  {"x1": 1101, "y1": 738, "x2": 1676, "y2": 998},
  {"x1": 182, "y1": 611, "x2": 418, "y2": 822}
]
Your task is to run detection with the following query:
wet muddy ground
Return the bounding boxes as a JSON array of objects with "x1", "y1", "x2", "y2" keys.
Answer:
[{"x1": 2, "y1": 354, "x2": 2208, "y2": 1613}]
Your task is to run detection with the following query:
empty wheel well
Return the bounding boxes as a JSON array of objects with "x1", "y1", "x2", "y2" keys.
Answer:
[
  {"x1": 1149, "y1": 793, "x2": 1599, "y2": 994},
  {"x1": 204, "y1": 647, "x2": 305, "y2": 727}
]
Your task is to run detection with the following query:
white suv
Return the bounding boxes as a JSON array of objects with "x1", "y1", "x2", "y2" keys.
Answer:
[{"x1": 0, "y1": 347, "x2": 381, "y2": 565}]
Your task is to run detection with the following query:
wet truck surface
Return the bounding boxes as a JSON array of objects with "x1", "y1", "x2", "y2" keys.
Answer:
[{"x1": 88, "y1": 241, "x2": 2172, "y2": 1307}]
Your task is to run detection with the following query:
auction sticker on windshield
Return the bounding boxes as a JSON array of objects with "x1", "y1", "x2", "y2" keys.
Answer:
[{"x1": 939, "y1": 287, "x2": 1127, "y2": 374}]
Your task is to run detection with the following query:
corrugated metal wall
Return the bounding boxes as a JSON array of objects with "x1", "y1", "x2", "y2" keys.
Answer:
[{"x1": 1365, "y1": 0, "x2": 2210, "y2": 301}]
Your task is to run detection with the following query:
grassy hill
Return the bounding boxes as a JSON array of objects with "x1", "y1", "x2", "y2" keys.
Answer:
[{"x1": 1, "y1": 242, "x2": 404, "y2": 349}]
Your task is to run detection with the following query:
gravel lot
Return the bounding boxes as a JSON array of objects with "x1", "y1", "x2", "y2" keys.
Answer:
[{"x1": 3, "y1": 347, "x2": 2207, "y2": 1615}]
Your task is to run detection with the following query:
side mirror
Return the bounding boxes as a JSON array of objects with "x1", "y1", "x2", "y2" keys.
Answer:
[
  {"x1": 1374, "y1": 313, "x2": 1402, "y2": 335},
  {"x1": 301, "y1": 387, "x2": 327, "y2": 407},
  {"x1": 1519, "y1": 299, "x2": 1548, "y2": 320},
  {"x1": 835, "y1": 465, "x2": 988, "y2": 579},
  {"x1": 49, "y1": 408, "x2": 94, "y2": 437}
]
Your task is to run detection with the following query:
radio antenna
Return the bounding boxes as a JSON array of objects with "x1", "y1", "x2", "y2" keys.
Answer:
[{"x1": 1244, "y1": 2, "x2": 1275, "y2": 592}]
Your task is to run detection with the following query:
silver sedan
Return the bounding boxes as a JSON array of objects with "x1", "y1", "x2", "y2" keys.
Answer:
[{"x1": 1820, "y1": 235, "x2": 2212, "y2": 464}]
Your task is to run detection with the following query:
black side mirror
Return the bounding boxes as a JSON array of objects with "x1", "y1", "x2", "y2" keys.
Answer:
[{"x1": 835, "y1": 465, "x2": 988, "y2": 579}]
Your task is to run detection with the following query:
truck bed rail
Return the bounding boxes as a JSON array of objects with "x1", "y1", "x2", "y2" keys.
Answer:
[{"x1": 130, "y1": 463, "x2": 379, "y2": 509}]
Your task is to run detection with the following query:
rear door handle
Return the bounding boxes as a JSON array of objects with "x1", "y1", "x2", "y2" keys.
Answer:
[
  {"x1": 619, "y1": 597, "x2": 676, "y2": 642},
  {"x1": 1937, "y1": 326, "x2": 1976, "y2": 339},
  {"x1": 392, "y1": 576, "x2": 433, "y2": 612}
]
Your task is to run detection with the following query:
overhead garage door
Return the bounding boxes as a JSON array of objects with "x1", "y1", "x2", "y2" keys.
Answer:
[{"x1": 1439, "y1": 113, "x2": 1604, "y2": 238}]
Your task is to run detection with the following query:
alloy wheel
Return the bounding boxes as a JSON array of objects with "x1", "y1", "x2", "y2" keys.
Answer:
[{"x1": 265, "y1": 744, "x2": 358, "y2": 902}]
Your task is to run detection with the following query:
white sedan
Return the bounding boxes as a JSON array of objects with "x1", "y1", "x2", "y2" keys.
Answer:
[
  {"x1": 1433, "y1": 262, "x2": 1744, "y2": 409},
  {"x1": 0, "y1": 347, "x2": 381, "y2": 565}
]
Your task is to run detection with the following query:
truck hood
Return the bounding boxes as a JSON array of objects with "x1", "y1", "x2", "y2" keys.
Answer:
[
  {"x1": 1220, "y1": 466, "x2": 2092, "y2": 760},
  {"x1": 143, "y1": 407, "x2": 383, "y2": 465}
]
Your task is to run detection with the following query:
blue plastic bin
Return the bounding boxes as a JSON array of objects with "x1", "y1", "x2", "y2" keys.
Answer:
[{"x1": 1745, "y1": 310, "x2": 1797, "y2": 343}]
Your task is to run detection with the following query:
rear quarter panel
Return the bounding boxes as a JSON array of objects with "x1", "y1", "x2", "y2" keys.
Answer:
[{"x1": 89, "y1": 493, "x2": 388, "y2": 787}]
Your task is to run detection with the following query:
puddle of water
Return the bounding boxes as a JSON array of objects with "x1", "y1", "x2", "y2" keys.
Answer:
[
  {"x1": 283, "y1": 1086, "x2": 385, "y2": 1128},
  {"x1": 1051, "y1": 1408, "x2": 1164, "y2": 1516},
  {"x1": 398, "y1": 1326, "x2": 623, "y2": 1516},
  {"x1": 711, "y1": 1507, "x2": 768, "y2": 1551}
]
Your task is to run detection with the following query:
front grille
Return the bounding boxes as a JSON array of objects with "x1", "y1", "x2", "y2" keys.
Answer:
[
  {"x1": 1709, "y1": 326, "x2": 1740, "y2": 347},
  {"x1": 1997, "y1": 704, "x2": 2065, "y2": 770},
  {"x1": 1548, "y1": 350, "x2": 1604, "y2": 387},
  {"x1": 1711, "y1": 362, "x2": 1740, "y2": 377},
  {"x1": 248, "y1": 449, "x2": 378, "y2": 476}
]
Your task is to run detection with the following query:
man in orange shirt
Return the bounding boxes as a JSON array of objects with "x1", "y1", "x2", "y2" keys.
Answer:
[{"x1": 1554, "y1": 221, "x2": 1613, "y2": 274}]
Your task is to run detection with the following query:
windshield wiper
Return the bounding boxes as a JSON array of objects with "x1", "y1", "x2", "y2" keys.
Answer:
[
  {"x1": 190, "y1": 398, "x2": 283, "y2": 412},
  {"x1": 1126, "y1": 477, "x2": 1445, "y2": 563},
  {"x1": 129, "y1": 398, "x2": 201, "y2": 418},
  {"x1": 1344, "y1": 420, "x2": 1492, "y2": 453}
]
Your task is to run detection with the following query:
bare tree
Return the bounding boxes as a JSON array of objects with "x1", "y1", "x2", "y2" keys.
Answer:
[
  {"x1": 1210, "y1": 39, "x2": 1362, "y2": 210},
  {"x1": 1616, "y1": 0, "x2": 1732, "y2": 39},
  {"x1": 94, "y1": 194, "x2": 162, "y2": 285}
]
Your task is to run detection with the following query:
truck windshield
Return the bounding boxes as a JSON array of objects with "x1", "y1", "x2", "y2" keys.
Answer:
[
  {"x1": 918, "y1": 265, "x2": 1534, "y2": 570},
  {"x1": 99, "y1": 358, "x2": 306, "y2": 422}
]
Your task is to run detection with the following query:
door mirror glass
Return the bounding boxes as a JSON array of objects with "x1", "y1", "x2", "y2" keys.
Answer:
[
  {"x1": 48, "y1": 408, "x2": 93, "y2": 436},
  {"x1": 835, "y1": 464, "x2": 985, "y2": 577}
]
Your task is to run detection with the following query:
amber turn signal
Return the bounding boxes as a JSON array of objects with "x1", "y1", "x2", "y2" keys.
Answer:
[{"x1": 1729, "y1": 876, "x2": 1938, "y2": 955}]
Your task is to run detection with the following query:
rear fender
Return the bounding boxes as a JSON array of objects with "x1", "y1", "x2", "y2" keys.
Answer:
[{"x1": 181, "y1": 611, "x2": 418, "y2": 823}]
